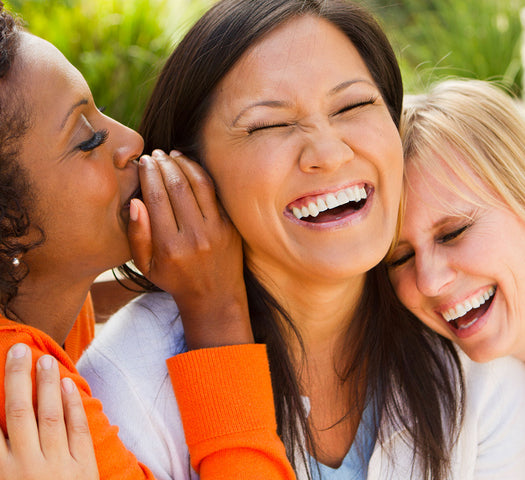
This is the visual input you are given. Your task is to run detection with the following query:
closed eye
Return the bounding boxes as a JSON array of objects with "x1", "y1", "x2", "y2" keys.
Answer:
[
  {"x1": 77, "y1": 129, "x2": 109, "y2": 152},
  {"x1": 437, "y1": 224, "x2": 470, "y2": 244},
  {"x1": 334, "y1": 96, "x2": 377, "y2": 116},
  {"x1": 387, "y1": 251, "x2": 414, "y2": 268},
  {"x1": 246, "y1": 122, "x2": 293, "y2": 134}
]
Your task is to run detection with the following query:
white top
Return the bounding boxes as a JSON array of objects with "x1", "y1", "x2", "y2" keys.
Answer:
[{"x1": 78, "y1": 292, "x2": 525, "y2": 480}]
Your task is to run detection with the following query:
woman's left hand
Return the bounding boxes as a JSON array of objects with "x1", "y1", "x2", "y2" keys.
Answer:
[{"x1": 128, "y1": 149, "x2": 253, "y2": 349}]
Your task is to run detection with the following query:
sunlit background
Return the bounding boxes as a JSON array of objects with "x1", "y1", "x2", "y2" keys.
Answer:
[{"x1": 6, "y1": 0, "x2": 524, "y2": 129}]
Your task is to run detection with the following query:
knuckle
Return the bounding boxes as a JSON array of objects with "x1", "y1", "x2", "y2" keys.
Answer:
[
  {"x1": 38, "y1": 410, "x2": 62, "y2": 429},
  {"x1": 195, "y1": 173, "x2": 214, "y2": 191},
  {"x1": 5, "y1": 359, "x2": 27, "y2": 375},
  {"x1": 195, "y1": 236, "x2": 212, "y2": 253},
  {"x1": 165, "y1": 173, "x2": 189, "y2": 194},
  {"x1": 145, "y1": 188, "x2": 166, "y2": 206},
  {"x1": 68, "y1": 419, "x2": 91, "y2": 436},
  {"x1": 5, "y1": 400, "x2": 30, "y2": 420}
]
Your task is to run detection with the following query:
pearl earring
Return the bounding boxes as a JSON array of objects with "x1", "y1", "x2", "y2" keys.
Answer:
[{"x1": 12, "y1": 257, "x2": 20, "y2": 267}]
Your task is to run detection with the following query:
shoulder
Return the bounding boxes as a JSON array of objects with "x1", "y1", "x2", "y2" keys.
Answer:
[{"x1": 0, "y1": 316, "x2": 75, "y2": 369}]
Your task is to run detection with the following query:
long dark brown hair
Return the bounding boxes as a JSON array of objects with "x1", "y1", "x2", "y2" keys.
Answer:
[{"x1": 127, "y1": 1, "x2": 464, "y2": 477}]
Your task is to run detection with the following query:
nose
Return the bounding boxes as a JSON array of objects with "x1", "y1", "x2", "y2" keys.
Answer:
[
  {"x1": 111, "y1": 120, "x2": 144, "y2": 169},
  {"x1": 299, "y1": 126, "x2": 354, "y2": 173},
  {"x1": 414, "y1": 249, "x2": 456, "y2": 298}
]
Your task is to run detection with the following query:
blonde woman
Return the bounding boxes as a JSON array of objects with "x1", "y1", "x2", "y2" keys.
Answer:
[{"x1": 389, "y1": 79, "x2": 525, "y2": 362}]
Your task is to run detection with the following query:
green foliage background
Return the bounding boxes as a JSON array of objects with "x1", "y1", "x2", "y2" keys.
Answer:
[
  {"x1": 6, "y1": 0, "x2": 214, "y2": 128},
  {"x1": 7, "y1": 0, "x2": 524, "y2": 129},
  {"x1": 371, "y1": 0, "x2": 524, "y2": 97}
]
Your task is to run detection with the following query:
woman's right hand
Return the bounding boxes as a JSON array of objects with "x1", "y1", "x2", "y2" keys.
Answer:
[
  {"x1": 0, "y1": 344, "x2": 99, "y2": 480},
  {"x1": 128, "y1": 150, "x2": 253, "y2": 350}
]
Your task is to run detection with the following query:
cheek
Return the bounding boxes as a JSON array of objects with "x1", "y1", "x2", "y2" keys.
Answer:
[{"x1": 390, "y1": 269, "x2": 418, "y2": 307}]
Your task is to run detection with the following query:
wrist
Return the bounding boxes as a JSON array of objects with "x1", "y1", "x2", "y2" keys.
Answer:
[{"x1": 176, "y1": 294, "x2": 254, "y2": 350}]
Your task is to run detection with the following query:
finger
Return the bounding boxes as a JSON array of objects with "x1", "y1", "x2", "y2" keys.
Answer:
[
  {"x1": 4, "y1": 344, "x2": 40, "y2": 456},
  {"x1": 168, "y1": 151, "x2": 223, "y2": 222},
  {"x1": 0, "y1": 422, "x2": 8, "y2": 459},
  {"x1": 127, "y1": 198, "x2": 154, "y2": 275},
  {"x1": 36, "y1": 355, "x2": 68, "y2": 457},
  {"x1": 61, "y1": 377, "x2": 97, "y2": 469},
  {"x1": 150, "y1": 150, "x2": 207, "y2": 232}
]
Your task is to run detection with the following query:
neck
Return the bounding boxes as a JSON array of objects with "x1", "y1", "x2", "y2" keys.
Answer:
[
  {"x1": 252, "y1": 261, "x2": 366, "y2": 363},
  {"x1": 9, "y1": 271, "x2": 95, "y2": 346}
]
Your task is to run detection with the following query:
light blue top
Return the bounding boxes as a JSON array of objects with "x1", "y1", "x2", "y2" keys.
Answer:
[{"x1": 309, "y1": 397, "x2": 377, "y2": 480}]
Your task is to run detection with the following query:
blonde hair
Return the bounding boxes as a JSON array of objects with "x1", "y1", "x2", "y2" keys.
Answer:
[{"x1": 400, "y1": 79, "x2": 525, "y2": 221}]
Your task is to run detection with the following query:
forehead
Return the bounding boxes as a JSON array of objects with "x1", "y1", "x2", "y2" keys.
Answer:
[
  {"x1": 16, "y1": 33, "x2": 88, "y2": 118},
  {"x1": 215, "y1": 15, "x2": 373, "y2": 102},
  {"x1": 405, "y1": 152, "x2": 489, "y2": 219}
]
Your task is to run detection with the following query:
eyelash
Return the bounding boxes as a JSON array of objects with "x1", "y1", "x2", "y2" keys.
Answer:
[
  {"x1": 388, "y1": 223, "x2": 472, "y2": 269},
  {"x1": 77, "y1": 129, "x2": 109, "y2": 152},
  {"x1": 437, "y1": 223, "x2": 471, "y2": 243},
  {"x1": 334, "y1": 96, "x2": 377, "y2": 116},
  {"x1": 246, "y1": 96, "x2": 378, "y2": 134},
  {"x1": 387, "y1": 252, "x2": 414, "y2": 269},
  {"x1": 246, "y1": 121, "x2": 291, "y2": 134}
]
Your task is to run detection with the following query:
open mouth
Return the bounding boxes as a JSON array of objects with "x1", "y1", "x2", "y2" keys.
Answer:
[
  {"x1": 440, "y1": 286, "x2": 496, "y2": 330},
  {"x1": 288, "y1": 184, "x2": 369, "y2": 224}
]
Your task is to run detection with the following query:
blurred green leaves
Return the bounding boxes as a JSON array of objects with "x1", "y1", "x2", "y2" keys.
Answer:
[
  {"x1": 372, "y1": 0, "x2": 524, "y2": 96},
  {"x1": 6, "y1": 0, "x2": 214, "y2": 128},
  {"x1": 6, "y1": 0, "x2": 524, "y2": 129}
]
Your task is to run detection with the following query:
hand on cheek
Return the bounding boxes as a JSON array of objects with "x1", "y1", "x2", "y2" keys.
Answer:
[{"x1": 128, "y1": 150, "x2": 253, "y2": 349}]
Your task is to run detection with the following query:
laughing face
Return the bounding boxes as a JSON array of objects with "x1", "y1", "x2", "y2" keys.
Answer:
[
  {"x1": 201, "y1": 16, "x2": 403, "y2": 289},
  {"x1": 388, "y1": 157, "x2": 525, "y2": 362}
]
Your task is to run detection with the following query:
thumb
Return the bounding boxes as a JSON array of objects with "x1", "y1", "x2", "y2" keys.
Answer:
[{"x1": 128, "y1": 198, "x2": 153, "y2": 275}]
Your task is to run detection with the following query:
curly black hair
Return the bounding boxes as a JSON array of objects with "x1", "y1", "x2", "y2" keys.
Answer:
[{"x1": 0, "y1": 3, "x2": 42, "y2": 316}]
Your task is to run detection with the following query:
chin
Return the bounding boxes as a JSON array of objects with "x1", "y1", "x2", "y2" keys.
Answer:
[{"x1": 461, "y1": 342, "x2": 506, "y2": 363}]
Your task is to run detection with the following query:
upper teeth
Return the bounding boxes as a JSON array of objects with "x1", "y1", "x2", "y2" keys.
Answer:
[
  {"x1": 441, "y1": 287, "x2": 495, "y2": 322},
  {"x1": 292, "y1": 185, "x2": 367, "y2": 220}
]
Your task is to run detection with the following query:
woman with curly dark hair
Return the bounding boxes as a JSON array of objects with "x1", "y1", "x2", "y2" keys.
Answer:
[{"x1": 0, "y1": 3, "x2": 295, "y2": 479}]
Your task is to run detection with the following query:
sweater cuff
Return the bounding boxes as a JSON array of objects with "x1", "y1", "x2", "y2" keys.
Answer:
[{"x1": 166, "y1": 344, "x2": 276, "y2": 447}]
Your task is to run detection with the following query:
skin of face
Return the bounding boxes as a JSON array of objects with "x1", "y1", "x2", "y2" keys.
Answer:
[
  {"x1": 389, "y1": 157, "x2": 525, "y2": 362},
  {"x1": 201, "y1": 16, "x2": 403, "y2": 296},
  {"x1": 15, "y1": 33, "x2": 144, "y2": 282}
]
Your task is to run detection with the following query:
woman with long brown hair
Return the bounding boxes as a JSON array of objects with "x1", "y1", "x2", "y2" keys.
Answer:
[{"x1": 79, "y1": 1, "x2": 525, "y2": 478}]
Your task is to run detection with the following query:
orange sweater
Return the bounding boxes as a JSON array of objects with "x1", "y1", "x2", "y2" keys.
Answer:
[
  {"x1": 64, "y1": 293, "x2": 96, "y2": 363},
  {"x1": 0, "y1": 314, "x2": 295, "y2": 480}
]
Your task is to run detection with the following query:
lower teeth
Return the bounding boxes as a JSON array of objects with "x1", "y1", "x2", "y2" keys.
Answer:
[{"x1": 456, "y1": 317, "x2": 479, "y2": 330}]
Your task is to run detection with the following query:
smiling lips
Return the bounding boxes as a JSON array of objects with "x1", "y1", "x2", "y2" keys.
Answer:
[
  {"x1": 290, "y1": 184, "x2": 368, "y2": 222},
  {"x1": 440, "y1": 286, "x2": 496, "y2": 330}
]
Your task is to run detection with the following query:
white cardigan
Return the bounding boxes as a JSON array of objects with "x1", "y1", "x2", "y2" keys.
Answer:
[{"x1": 78, "y1": 292, "x2": 525, "y2": 479}]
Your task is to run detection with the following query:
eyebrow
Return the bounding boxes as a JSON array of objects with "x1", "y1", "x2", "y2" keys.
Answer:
[
  {"x1": 232, "y1": 100, "x2": 292, "y2": 127},
  {"x1": 328, "y1": 79, "x2": 373, "y2": 96},
  {"x1": 231, "y1": 79, "x2": 375, "y2": 127},
  {"x1": 60, "y1": 99, "x2": 88, "y2": 130}
]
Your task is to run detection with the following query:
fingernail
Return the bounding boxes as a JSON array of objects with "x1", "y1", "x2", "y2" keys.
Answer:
[
  {"x1": 152, "y1": 149, "x2": 164, "y2": 159},
  {"x1": 170, "y1": 150, "x2": 182, "y2": 158},
  {"x1": 61, "y1": 377, "x2": 75, "y2": 394},
  {"x1": 129, "y1": 199, "x2": 139, "y2": 222},
  {"x1": 38, "y1": 355, "x2": 54, "y2": 370},
  {"x1": 139, "y1": 155, "x2": 152, "y2": 167},
  {"x1": 9, "y1": 343, "x2": 28, "y2": 359}
]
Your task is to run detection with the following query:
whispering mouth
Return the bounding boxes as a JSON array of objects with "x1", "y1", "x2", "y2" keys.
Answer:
[
  {"x1": 126, "y1": 186, "x2": 143, "y2": 207},
  {"x1": 288, "y1": 184, "x2": 369, "y2": 224},
  {"x1": 441, "y1": 286, "x2": 496, "y2": 330}
]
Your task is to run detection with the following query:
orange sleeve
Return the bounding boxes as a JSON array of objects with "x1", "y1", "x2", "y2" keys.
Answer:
[
  {"x1": 167, "y1": 344, "x2": 296, "y2": 480},
  {"x1": 64, "y1": 293, "x2": 96, "y2": 364}
]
